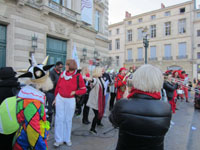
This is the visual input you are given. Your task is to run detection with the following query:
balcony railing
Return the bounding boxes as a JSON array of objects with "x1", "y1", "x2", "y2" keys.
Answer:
[
  {"x1": 149, "y1": 57, "x2": 158, "y2": 61},
  {"x1": 47, "y1": 0, "x2": 80, "y2": 22},
  {"x1": 176, "y1": 55, "x2": 188, "y2": 59},
  {"x1": 163, "y1": 56, "x2": 173, "y2": 60},
  {"x1": 136, "y1": 58, "x2": 144, "y2": 62},
  {"x1": 125, "y1": 59, "x2": 133, "y2": 63}
]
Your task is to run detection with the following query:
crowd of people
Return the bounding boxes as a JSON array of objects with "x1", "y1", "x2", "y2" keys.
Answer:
[{"x1": 0, "y1": 56, "x2": 197, "y2": 150}]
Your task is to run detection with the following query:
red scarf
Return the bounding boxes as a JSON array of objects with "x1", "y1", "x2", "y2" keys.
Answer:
[
  {"x1": 98, "y1": 84, "x2": 105, "y2": 119},
  {"x1": 127, "y1": 87, "x2": 161, "y2": 100}
]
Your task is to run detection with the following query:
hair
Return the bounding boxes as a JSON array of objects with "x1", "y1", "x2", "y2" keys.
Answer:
[
  {"x1": 131, "y1": 64, "x2": 163, "y2": 92},
  {"x1": 56, "y1": 61, "x2": 63, "y2": 66},
  {"x1": 81, "y1": 67, "x2": 89, "y2": 76},
  {"x1": 66, "y1": 59, "x2": 77, "y2": 71},
  {"x1": 181, "y1": 70, "x2": 186, "y2": 74},
  {"x1": 92, "y1": 67, "x2": 102, "y2": 78}
]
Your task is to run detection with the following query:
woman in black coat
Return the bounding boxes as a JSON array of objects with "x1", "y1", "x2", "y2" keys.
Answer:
[
  {"x1": 109, "y1": 64, "x2": 172, "y2": 150},
  {"x1": 0, "y1": 67, "x2": 20, "y2": 150}
]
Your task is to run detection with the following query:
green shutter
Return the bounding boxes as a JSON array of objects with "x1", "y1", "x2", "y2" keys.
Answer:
[
  {"x1": 46, "y1": 37, "x2": 67, "y2": 66},
  {"x1": 0, "y1": 25, "x2": 6, "y2": 67}
]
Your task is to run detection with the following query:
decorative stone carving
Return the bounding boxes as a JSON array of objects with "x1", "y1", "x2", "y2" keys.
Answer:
[{"x1": 55, "y1": 23, "x2": 66, "y2": 35}]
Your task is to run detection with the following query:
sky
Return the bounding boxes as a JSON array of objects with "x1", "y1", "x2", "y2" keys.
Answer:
[{"x1": 109, "y1": 0, "x2": 200, "y2": 24}]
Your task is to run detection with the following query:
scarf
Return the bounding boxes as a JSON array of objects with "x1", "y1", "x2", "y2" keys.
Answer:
[{"x1": 127, "y1": 87, "x2": 161, "y2": 100}]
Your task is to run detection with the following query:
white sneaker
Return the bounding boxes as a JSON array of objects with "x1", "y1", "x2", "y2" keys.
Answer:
[
  {"x1": 66, "y1": 141, "x2": 72, "y2": 147},
  {"x1": 53, "y1": 142, "x2": 64, "y2": 147}
]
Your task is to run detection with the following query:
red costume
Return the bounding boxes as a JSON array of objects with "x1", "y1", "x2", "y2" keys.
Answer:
[
  {"x1": 115, "y1": 74, "x2": 126, "y2": 100},
  {"x1": 55, "y1": 70, "x2": 86, "y2": 98}
]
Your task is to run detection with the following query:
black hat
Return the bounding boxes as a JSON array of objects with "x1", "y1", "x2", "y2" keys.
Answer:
[{"x1": 0, "y1": 67, "x2": 16, "y2": 79}]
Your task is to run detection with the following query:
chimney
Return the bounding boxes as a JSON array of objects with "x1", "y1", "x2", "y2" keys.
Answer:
[
  {"x1": 161, "y1": 3, "x2": 165, "y2": 9},
  {"x1": 125, "y1": 11, "x2": 131, "y2": 18}
]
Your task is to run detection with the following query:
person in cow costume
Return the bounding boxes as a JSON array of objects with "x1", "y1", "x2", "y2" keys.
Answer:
[{"x1": 13, "y1": 55, "x2": 54, "y2": 150}]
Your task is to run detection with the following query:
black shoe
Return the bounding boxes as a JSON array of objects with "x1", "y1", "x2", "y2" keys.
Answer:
[
  {"x1": 97, "y1": 123, "x2": 104, "y2": 127},
  {"x1": 175, "y1": 108, "x2": 179, "y2": 110},
  {"x1": 82, "y1": 120, "x2": 90, "y2": 125},
  {"x1": 90, "y1": 129, "x2": 97, "y2": 135}
]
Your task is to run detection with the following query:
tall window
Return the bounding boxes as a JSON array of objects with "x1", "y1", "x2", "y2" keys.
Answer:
[
  {"x1": 165, "y1": 11, "x2": 170, "y2": 16},
  {"x1": 197, "y1": 52, "x2": 200, "y2": 59},
  {"x1": 197, "y1": 12, "x2": 200, "y2": 18},
  {"x1": 150, "y1": 25, "x2": 156, "y2": 38},
  {"x1": 178, "y1": 42, "x2": 187, "y2": 58},
  {"x1": 150, "y1": 46, "x2": 156, "y2": 59},
  {"x1": 127, "y1": 30, "x2": 132, "y2": 42},
  {"x1": 138, "y1": 18, "x2": 143, "y2": 23},
  {"x1": 164, "y1": 44, "x2": 171, "y2": 58},
  {"x1": 165, "y1": 22, "x2": 171, "y2": 36},
  {"x1": 138, "y1": 28, "x2": 143, "y2": 40},
  {"x1": 116, "y1": 28, "x2": 120, "y2": 34},
  {"x1": 178, "y1": 19, "x2": 186, "y2": 34},
  {"x1": 137, "y1": 47, "x2": 143, "y2": 59},
  {"x1": 53, "y1": 0, "x2": 63, "y2": 5},
  {"x1": 109, "y1": 41, "x2": 112, "y2": 50},
  {"x1": 151, "y1": 15, "x2": 156, "y2": 20},
  {"x1": 197, "y1": 30, "x2": 200, "y2": 36},
  {"x1": 180, "y1": 8, "x2": 185, "y2": 14},
  {"x1": 109, "y1": 30, "x2": 112, "y2": 36},
  {"x1": 127, "y1": 49, "x2": 132, "y2": 60},
  {"x1": 116, "y1": 56, "x2": 119, "y2": 66},
  {"x1": 115, "y1": 39, "x2": 120, "y2": 50},
  {"x1": 95, "y1": 10, "x2": 100, "y2": 31},
  {"x1": 128, "y1": 21, "x2": 132, "y2": 25}
]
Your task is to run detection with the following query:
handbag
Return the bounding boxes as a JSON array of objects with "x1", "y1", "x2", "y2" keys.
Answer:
[{"x1": 75, "y1": 75, "x2": 85, "y2": 106}]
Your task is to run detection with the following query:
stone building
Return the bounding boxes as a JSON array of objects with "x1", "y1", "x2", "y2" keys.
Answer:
[
  {"x1": 0, "y1": 0, "x2": 109, "y2": 70},
  {"x1": 108, "y1": 0, "x2": 200, "y2": 79}
]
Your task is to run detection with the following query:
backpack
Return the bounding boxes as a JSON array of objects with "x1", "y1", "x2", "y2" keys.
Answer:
[{"x1": 0, "y1": 96, "x2": 21, "y2": 135}]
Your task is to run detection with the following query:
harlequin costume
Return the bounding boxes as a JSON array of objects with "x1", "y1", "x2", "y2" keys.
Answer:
[{"x1": 13, "y1": 55, "x2": 54, "y2": 150}]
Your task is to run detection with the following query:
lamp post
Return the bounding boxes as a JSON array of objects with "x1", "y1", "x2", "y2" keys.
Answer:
[
  {"x1": 80, "y1": 48, "x2": 87, "y2": 62},
  {"x1": 30, "y1": 34, "x2": 38, "y2": 56},
  {"x1": 142, "y1": 27, "x2": 149, "y2": 64}
]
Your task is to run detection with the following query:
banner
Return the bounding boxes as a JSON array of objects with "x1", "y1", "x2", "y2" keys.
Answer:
[
  {"x1": 81, "y1": 0, "x2": 93, "y2": 25},
  {"x1": 72, "y1": 43, "x2": 80, "y2": 69}
]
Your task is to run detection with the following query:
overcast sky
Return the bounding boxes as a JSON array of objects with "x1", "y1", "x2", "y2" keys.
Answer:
[{"x1": 109, "y1": 0, "x2": 200, "y2": 24}]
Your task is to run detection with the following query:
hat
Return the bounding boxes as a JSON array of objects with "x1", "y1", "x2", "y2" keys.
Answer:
[
  {"x1": 119, "y1": 67, "x2": 127, "y2": 73},
  {"x1": 18, "y1": 55, "x2": 54, "y2": 81},
  {"x1": 0, "y1": 67, "x2": 16, "y2": 79}
]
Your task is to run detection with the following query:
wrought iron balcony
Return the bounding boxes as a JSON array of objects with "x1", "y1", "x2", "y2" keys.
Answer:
[
  {"x1": 162, "y1": 56, "x2": 173, "y2": 60},
  {"x1": 148, "y1": 57, "x2": 158, "y2": 61},
  {"x1": 136, "y1": 58, "x2": 144, "y2": 62},
  {"x1": 176, "y1": 55, "x2": 188, "y2": 59},
  {"x1": 125, "y1": 59, "x2": 133, "y2": 63}
]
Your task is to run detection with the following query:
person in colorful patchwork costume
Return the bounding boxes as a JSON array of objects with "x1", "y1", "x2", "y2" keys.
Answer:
[{"x1": 13, "y1": 55, "x2": 54, "y2": 150}]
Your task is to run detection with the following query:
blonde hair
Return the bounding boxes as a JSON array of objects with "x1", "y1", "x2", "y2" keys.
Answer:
[
  {"x1": 131, "y1": 64, "x2": 163, "y2": 92},
  {"x1": 92, "y1": 67, "x2": 102, "y2": 78},
  {"x1": 81, "y1": 67, "x2": 89, "y2": 76}
]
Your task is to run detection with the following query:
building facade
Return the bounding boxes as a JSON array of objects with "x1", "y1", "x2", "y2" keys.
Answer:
[
  {"x1": 0, "y1": 0, "x2": 109, "y2": 70},
  {"x1": 108, "y1": 0, "x2": 200, "y2": 79}
]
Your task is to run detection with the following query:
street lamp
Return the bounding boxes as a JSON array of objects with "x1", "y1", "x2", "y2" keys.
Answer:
[
  {"x1": 142, "y1": 27, "x2": 149, "y2": 64},
  {"x1": 30, "y1": 34, "x2": 38, "y2": 56},
  {"x1": 80, "y1": 48, "x2": 87, "y2": 62}
]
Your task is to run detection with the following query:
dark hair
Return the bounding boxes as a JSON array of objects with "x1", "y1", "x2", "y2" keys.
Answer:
[
  {"x1": 181, "y1": 71, "x2": 186, "y2": 74},
  {"x1": 56, "y1": 61, "x2": 63, "y2": 66},
  {"x1": 66, "y1": 59, "x2": 77, "y2": 71}
]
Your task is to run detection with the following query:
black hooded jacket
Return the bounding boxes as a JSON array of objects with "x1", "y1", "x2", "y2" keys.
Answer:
[
  {"x1": 109, "y1": 94, "x2": 172, "y2": 150},
  {"x1": 0, "y1": 77, "x2": 20, "y2": 104},
  {"x1": 163, "y1": 81, "x2": 178, "y2": 101}
]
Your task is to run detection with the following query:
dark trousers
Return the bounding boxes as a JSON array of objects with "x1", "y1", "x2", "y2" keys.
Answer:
[
  {"x1": 82, "y1": 94, "x2": 90, "y2": 122},
  {"x1": 91, "y1": 109, "x2": 101, "y2": 131},
  {"x1": 109, "y1": 92, "x2": 116, "y2": 111},
  {"x1": 0, "y1": 133, "x2": 15, "y2": 150},
  {"x1": 46, "y1": 92, "x2": 55, "y2": 124}
]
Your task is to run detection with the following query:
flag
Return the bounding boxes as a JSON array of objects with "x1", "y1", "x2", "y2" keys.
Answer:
[{"x1": 72, "y1": 43, "x2": 80, "y2": 69}]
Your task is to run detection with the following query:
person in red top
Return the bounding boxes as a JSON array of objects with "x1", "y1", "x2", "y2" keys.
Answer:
[
  {"x1": 53, "y1": 59, "x2": 86, "y2": 147},
  {"x1": 115, "y1": 67, "x2": 127, "y2": 100}
]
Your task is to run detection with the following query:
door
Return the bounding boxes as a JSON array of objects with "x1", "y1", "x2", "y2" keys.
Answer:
[
  {"x1": 46, "y1": 37, "x2": 67, "y2": 66},
  {"x1": 0, "y1": 25, "x2": 6, "y2": 67}
]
